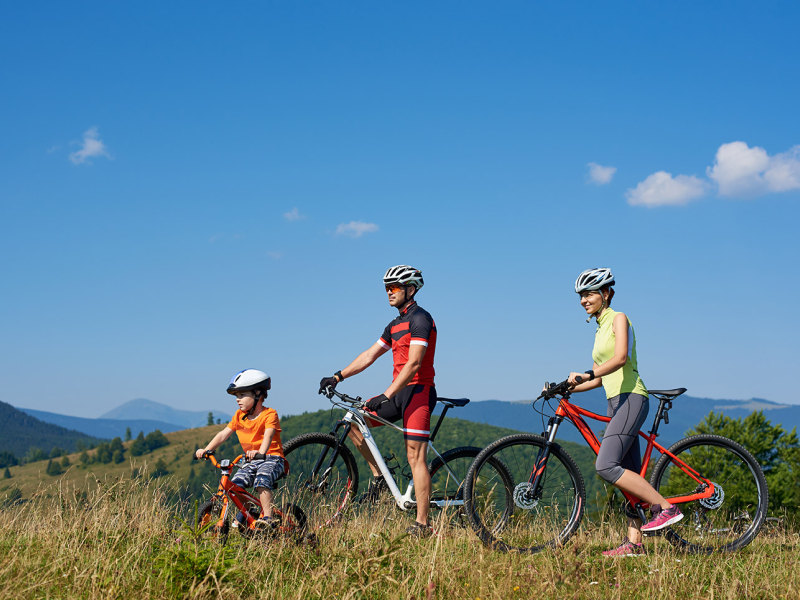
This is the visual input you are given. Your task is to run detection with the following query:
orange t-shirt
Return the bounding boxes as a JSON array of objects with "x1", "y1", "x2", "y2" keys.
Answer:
[{"x1": 227, "y1": 407, "x2": 284, "y2": 458}]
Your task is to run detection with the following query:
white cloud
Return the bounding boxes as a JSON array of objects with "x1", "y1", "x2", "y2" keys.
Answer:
[
  {"x1": 266, "y1": 251, "x2": 282, "y2": 260},
  {"x1": 707, "y1": 141, "x2": 800, "y2": 198},
  {"x1": 587, "y1": 162, "x2": 617, "y2": 185},
  {"x1": 335, "y1": 221, "x2": 379, "y2": 238},
  {"x1": 69, "y1": 127, "x2": 111, "y2": 165},
  {"x1": 626, "y1": 171, "x2": 708, "y2": 207},
  {"x1": 283, "y1": 207, "x2": 305, "y2": 221}
]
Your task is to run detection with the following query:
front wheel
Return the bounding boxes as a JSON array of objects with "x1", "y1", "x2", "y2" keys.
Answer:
[
  {"x1": 277, "y1": 432, "x2": 359, "y2": 531},
  {"x1": 649, "y1": 434, "x2": 768, "y2": 553},
  {"x1": 464, "y1": 434, "x2": 586, "y2": 554},
  {"x1": 197, "y1": 496, "x2": 230, "y2": 545}
]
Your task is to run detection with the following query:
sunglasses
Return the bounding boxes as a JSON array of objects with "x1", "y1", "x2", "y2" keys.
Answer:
[{"x1": 385, "y1": 284, "x2": 406, "y2": 293}]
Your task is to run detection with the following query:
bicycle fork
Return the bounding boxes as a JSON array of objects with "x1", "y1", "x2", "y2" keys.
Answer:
[{"x1": 523, "y1": 416, "x2": 563, "y2": 500}]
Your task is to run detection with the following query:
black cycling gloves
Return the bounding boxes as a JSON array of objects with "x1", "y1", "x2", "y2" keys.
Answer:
[
  {"x1": 319, "y1": 375, "x2": 339, "y2": 394},
  {"x1": 364, "y1": 394, "x2": 389, "y2": 411}
]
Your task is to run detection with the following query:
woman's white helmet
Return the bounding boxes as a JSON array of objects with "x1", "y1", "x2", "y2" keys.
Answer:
[
  {"x1": 227, "y1": 369, "x2": 271, "y2": 396},
  {"x1": 575, "y1": 268, "x2": 615, "y2": 294},
  {"x1": 383, "y1": 265, "x2": 424, "y2": 290}
]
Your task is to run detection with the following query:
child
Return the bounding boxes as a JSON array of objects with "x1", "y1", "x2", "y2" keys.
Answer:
[{"x1": 195, "y1": 368, "x2": 285, "y2": 525}]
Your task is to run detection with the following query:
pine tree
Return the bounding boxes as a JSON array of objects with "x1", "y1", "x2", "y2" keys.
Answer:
[
  {"x1": 60, "y1": 455, "x2": 70, "y2": 469},
  {"x1": 3, "y1": 467, "x2": 10, "y2": 479},
  {"x1": 207, "y1": 412, "x2": 214, "y2": 426},
  {"x1": 124, "y1": 427, "x2": 132, "y2": 442},
  {"x1": 46, "y1": 459, "x2": 62, "y2": 476}
]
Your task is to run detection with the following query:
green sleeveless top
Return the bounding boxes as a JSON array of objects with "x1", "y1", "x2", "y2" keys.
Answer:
[{"x1": 591, "y1": 308, "x2": 648, "y2": 400}]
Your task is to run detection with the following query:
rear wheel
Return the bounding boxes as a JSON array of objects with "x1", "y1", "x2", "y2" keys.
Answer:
[
  {"x1": 649, "y1": 434, "x2": 768, "y2": 553},
  {"x1": 465, "y1": 434, "x2": 586, "y2": 553},
  {"x1": 277, "y1": 433, "x2": 359, "y2": 531}
]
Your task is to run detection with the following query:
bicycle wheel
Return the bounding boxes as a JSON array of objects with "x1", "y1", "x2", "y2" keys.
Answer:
[
  {"x1": 649, "y1": 434, "x2": 768, "y2": 553},
  {"x1": 277, "y1": 432, "x2": 359, "y2": 531},
  {"x1": 427, "y1": 446, "x2": 514, "y2": 526},
  {"x1": 465, "y1": 434, "x2": 586, "y2": 554},
  {"x1": 197, "y1": 496, "x2": 230, "y2": 544}
]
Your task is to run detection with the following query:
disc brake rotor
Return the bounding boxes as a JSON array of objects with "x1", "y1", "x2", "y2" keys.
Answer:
[
  {"x1": 513, "y1": 482, "x2": 539, "y2": 510},
  {"x1": 699, "y1": 481, "x2": 724, "y2": 510}
]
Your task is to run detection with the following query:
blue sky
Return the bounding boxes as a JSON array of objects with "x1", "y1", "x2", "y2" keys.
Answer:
[{"x1": 2, "y1": 2, "x2": 798, "y2": 418}]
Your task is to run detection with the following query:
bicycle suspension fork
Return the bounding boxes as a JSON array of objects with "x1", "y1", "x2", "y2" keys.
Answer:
[{"x1": 527, "y1": 415, "x2": 564, "y2": 493}]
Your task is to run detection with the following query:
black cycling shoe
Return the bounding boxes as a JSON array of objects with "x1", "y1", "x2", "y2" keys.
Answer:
[
  {"x1": 358, "y1": 475, "x2": 389, "y2": 505},
  {"x1": 405, "y1": 521, "x2": 434, "y2": 539}
]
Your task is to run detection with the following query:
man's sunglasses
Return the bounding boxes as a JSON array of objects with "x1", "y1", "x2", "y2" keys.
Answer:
[{"x1": 385, "y1": 284, "x2": 406, "y2": 293}]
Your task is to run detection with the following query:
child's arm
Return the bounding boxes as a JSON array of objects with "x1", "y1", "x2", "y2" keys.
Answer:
[
  {"x1": 246, "y1": 428, "x2": 275, "y2": 461},
  {"x1": 195, "y1": 427, "x2": 235, "y2": 459}
]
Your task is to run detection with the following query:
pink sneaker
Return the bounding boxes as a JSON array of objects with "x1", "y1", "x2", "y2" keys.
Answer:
[
  {"x1": 641, "y1": 504, "x2": 683, "y2": 532},
  {"x1": 602, "y1": 537, "x2": 646, "y2": 557}
]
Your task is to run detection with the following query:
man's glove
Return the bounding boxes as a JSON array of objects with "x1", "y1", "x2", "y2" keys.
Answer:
[
  {"x1": 364, "y1": 394, "x2": 389, "y2": 412},
  {"x1": 319, "y1": 375, "x2": 339, "y2": 394}
]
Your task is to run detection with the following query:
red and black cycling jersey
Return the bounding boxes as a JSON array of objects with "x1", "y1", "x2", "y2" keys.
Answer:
[{"x1": 377, "y1": 301, "x2": 436, "y2": 386}]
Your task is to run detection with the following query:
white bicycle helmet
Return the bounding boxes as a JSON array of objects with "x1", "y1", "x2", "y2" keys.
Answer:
[
  {"x1": 226, "y1": 369, "x2": 271, "y2": 395},
  {"x1": 383, "y1": 265, "x2": 424, "y2": 290},
  {"x1": 575, "y1": 268, "x2": 615, "y2": 294}
]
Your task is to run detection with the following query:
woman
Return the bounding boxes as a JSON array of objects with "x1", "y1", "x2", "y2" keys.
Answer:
[{"x1": 567, "y1": 268, "x2": 683, "y2": 557}]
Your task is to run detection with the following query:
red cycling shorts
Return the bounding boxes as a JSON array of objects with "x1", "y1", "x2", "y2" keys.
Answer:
[{"x1": 365, "y1": 384, "x2": 437, "y2": 442}]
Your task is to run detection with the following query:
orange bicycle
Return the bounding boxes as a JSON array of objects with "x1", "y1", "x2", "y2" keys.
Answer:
[
  {"x1": 194, "y1": 451, "x2": 306, "y2": 544},
  {"x1": 464, "y1": 379, "x2": 768, "y2": 554}
]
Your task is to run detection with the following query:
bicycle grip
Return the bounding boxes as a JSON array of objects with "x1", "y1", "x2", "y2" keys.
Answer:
[{"x1": 575, "y1": 376, "x2": 583, "y2": 384}]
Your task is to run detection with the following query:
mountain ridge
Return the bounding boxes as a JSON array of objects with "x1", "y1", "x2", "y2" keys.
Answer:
[{"x1": 99, "y1": 398, "x2": 230, "y2": 428}]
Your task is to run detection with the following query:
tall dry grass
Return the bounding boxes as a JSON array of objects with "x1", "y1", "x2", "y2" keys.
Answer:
[{"x1": 1, "y1": 475, "x2": 798, "y2": 600}]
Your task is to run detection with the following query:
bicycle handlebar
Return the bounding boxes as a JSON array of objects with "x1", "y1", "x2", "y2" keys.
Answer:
[
  {"x1": 192, "y1": 451, "x2": 267, "y2": 467},
  {"x1": 322, "y1": 386, "x2": 366, "y2": 407},
  {"x1": 537, "y1": 377, "x2": 581, "y2": 401}
]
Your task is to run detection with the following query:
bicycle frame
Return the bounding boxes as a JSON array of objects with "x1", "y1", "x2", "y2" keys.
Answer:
[
  {"x1": 202, "y1": 453, "x2": 288, "y2": 532},
  {"x1": 534, "y1": 395, "x2": 717, "y2": 516},
  {"x1": 332, "y1": 404, "x2": 466, "y2": 511}
]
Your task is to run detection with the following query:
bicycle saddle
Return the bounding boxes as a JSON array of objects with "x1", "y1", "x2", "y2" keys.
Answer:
[
  {"x1": 647, "y1": 388, "x2": 687, "y2": 398},
  {"x1": 438, "y1": 397, "x2": 470, "y2": 407}
]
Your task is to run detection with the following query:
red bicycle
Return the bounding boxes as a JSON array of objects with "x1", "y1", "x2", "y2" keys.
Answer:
[
  {"x1": 194, "y1": 451, "x2": 306, "y2": 545},
  {"x1": 464, "y1": 379, "x2": 768, "y2": 554}
]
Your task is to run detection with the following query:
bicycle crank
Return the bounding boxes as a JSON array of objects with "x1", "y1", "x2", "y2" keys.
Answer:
[{"x1": 513, "y1": 483, "x2": 539, "y2": 510}]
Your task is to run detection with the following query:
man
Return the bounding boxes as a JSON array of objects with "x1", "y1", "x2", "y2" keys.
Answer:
[{"x1": 319, "y1": 264, "x2": 437, "y2": 537}]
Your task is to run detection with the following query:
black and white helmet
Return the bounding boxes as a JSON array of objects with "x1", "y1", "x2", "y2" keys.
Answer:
[
  {"x1": 383, "y1": 265, "x2": 424, "y2": 290},
  {"x1": 575, "y1": 268, "x2": 615, "y2": 294},
  {"x1": 226, "y1": 369, "x2": 271, "y2": 396}
]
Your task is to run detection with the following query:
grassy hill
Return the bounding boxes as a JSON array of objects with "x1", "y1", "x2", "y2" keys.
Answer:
[
  {"x1": 0, "y1": 401, "x2": 103, "y2": 458},
  {"x1": 0, "y1": 408, "x2": 608, "y2": 514}
]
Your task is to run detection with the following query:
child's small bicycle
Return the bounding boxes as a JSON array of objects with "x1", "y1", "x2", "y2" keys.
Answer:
[{"x1": 194, "y1": 451, "x2": 306, "y2": 545}]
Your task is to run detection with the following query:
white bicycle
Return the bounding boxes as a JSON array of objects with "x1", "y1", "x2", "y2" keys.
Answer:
[{"x1": 276, "y1": 387, "x2": 514, "y2": 531}]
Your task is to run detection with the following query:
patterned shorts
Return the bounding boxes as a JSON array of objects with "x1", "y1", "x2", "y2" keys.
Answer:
[{"x1": 230, "y1": 456, "x2": 286, "y2": 491}]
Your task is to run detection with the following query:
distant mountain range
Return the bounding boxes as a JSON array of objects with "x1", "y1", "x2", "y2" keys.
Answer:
[
  {"x1": 452, "y1": 388, "x2": 800, "y2": 447},
  {"x1": 0, "y1": 401, "x2": 101, "y2": 456},
  {"x1": 12, "y1": 399, "x2": 230, "y2": 443},
  {"x1": 8, "y1": 392, "x2": 799, "y2": 460},
  {"x1": 99, "y1": 399, "x2": 230, "y2": 429},
  {"x1": 18, "y1": 409, "x2": 184, "y2": 439}
]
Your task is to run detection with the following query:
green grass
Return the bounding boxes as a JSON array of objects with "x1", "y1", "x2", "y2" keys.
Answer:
[{"x1": 0, "y1": 475, "x2": 797, "y2": 600}]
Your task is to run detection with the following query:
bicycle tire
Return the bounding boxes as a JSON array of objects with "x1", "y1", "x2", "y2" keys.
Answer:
[
  {"x1": 427, "y1": 446, "x2": 514, "y2": 525},
  {"x1": 465, "y1": 434, "x2": 586, "y2": 554},
  {"x1": 278, "y1": 432, "x2": 359, "y2": 531},
  {"x1": 197, "y1": 496, "x2": 230, "y2": 545},
  {"x1": 649, "y1": 434, "x2": 768, "y2": 553}
]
